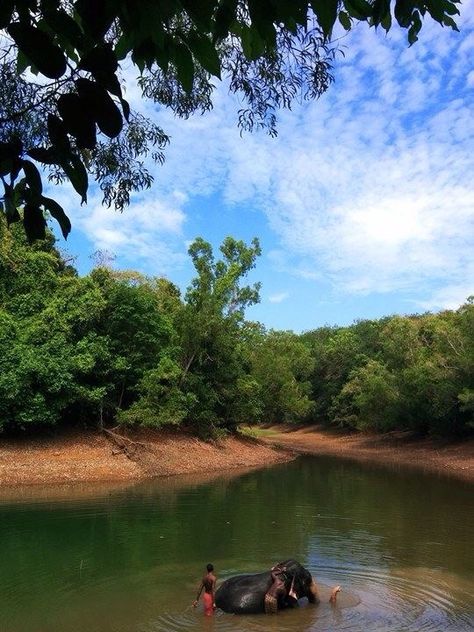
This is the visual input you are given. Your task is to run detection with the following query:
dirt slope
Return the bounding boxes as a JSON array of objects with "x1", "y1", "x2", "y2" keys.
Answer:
[
  {"x1": 259, "y1": 425, "x2": 474, "y2": 482},
  {"x1": 0, "y1": 429, "x2": 292, "y2": 488}
]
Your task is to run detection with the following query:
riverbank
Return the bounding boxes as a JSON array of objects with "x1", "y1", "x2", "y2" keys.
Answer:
[
  {"x1": 1, "y1": 425, "x2": 473, "y2": 488},
  {"x1": 257, "y1": 425, "x2": 474, "y2": 482},
  {"x1": 0, "y1": 428, "x2": 292, "y2": 488}
]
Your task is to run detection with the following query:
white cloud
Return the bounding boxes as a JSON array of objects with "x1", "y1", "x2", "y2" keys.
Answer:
[
  {"x1": 49, "y1": 184, "x2": 188, "y2": 274},
  {"x1": 268, "y1": 292, "x2": 290, "y2": 304},
  {"x1": 416, "y1": 278, "x2": 474, "y2": 312}
]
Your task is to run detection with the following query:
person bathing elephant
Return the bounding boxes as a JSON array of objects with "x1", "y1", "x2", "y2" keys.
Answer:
[{"x1": 215, "y1": 559, "x2": 340, "y2": 614}]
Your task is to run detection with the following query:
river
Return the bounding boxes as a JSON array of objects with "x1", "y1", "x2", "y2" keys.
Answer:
[{"x1": 0, "y1": 456, "x2": 472, "y2": 631}]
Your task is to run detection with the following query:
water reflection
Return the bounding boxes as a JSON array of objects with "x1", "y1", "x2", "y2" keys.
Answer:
[{"x1": 0, "y1": 456, "x2": 472, "y2": 631}]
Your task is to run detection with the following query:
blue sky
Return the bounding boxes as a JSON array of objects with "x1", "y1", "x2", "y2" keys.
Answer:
[{"x1": 51, "y1": 3, "x2": 474, "y2": 332}]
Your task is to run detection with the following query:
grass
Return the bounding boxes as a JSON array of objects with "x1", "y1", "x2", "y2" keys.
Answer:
[{"x1": 237, "y1": 426, "x2": 279, "y2": 439}]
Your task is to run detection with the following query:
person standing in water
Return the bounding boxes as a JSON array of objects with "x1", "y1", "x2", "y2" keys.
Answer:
[{"x1": 193, "y1": 563, "x2": 217, "y2": 615}]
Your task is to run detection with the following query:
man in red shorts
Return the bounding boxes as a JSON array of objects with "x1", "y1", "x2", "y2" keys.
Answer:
[{"x1": 193, "y1": 563, "x2": 217, "y2": 615}]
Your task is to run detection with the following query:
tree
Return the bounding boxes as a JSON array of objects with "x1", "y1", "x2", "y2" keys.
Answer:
[
  {"x1": 0, "y1": 216, "x2": 110, "y2": 430},
  {"x1": 120, "y1": 236, "x2": 262, "y2": 436},
  {"x1": 249, "y1": 329, "x2": 315, "y2": 424},
  {"x1": 304, "y1": 326, "x2": 369, "y2": 423},
  {"x1": 0, "y1": 0, "x2": 461, "y2": 242},
  {"x1": 330, "y1": 359, "x2": 399, "y2": 430},
  {"x1": 456, "y1": 299, "x2": 474, "y2": 429},
  {"x1": 89, "y1": 267, "x2": 175, "y2": 418}
]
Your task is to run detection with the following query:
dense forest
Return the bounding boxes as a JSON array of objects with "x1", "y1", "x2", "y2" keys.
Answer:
[{"x1": 1, "y1": 218, "x2": 472, "y2": 438}]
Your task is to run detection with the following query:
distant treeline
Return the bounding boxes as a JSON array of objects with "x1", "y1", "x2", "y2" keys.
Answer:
[{"x1": 1, "y1": 219, "x2": 473, "y2": 437}]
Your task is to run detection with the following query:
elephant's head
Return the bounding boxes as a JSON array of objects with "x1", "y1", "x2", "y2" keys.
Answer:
[{"x1": 278, "y1": 559, "x2": 319, "y2": 604}]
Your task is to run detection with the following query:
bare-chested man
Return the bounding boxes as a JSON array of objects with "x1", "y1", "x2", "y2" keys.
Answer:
[
  {"x1": 193, "y1": 563, "x2": 217, "y2": 616},
  {"x1": 265, "y1": 564, "x2": 296, "y2": 613}
]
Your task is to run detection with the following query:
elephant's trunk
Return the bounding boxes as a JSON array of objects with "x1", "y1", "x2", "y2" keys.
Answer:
[{"x1": 307, "y1": 579, "x2": 320, "y2": 604}]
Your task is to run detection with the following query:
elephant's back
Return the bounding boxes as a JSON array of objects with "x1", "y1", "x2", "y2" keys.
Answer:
[{"x1": 215, "y1": 572, "x2": 271, "y2": 614}]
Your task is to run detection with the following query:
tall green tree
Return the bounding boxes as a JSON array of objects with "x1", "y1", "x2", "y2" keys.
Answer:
[
  {"x1": 304, "y1": 325, "x2": 370, "y2": 423},
  {"x1": 456, "y1": 299, "x2": 474, "y2": 428},
  {"x1": 121, "y1": 236, "x2": 262, "y2": 436}
]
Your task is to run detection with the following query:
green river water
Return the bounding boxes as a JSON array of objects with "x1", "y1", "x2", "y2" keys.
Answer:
[{"x1": 0, "y1": 455, "x2": 472, "y2": 632}]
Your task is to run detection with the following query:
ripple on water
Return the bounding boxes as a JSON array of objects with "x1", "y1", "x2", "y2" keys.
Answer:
[
  {"x1": 311, "y1": 563, "x2": 474, "y2": 632},
  {"x1": 141, "y1": 568, "x2": 473, "y2": 632}
]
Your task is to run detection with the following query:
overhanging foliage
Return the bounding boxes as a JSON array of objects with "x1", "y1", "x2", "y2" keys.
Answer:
[{"x1": 0, "y1": 0, "x2": 461, "y2": 242}]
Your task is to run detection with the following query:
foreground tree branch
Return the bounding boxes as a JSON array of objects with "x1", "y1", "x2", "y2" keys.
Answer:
[{"x1": 0, "y1": 0, "x2": 461, "y2": 242}]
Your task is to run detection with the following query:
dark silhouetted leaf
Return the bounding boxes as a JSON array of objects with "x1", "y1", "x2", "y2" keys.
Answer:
[
  {"x1": 16, "y1": 49, "x2": 29, "y2": 74},
  {"x1": 187, "y1": 31, "x2": 221, "y2": 77},
  {"x1": 41, "y1": 195, "x2": 71, "y2": 238},
  {"x1": 47, "y1": 114, "x2": 71, "y2": 154},
  {"x1": 26, "y1": 147, "x2": 59, "y2": 164},
  {"x1": 381, "y1": 7, "x2": 393, "y2": 30},
  {"x1": 61, "y1": 154, "x2": 88, "y2": 203},
  {"x1": 0, "y1": 0, "x2": 14, "y2": 29},
  {"x1": 443, "y1": 15, "x2": 460, "y2": 31},
  {"x1": 99, "y1": 73, "x2": 122, "y2": 97},
  {"x1": 248, "y1": 0, "x2": 276, "y2": 45},
  {"x1": 22, "y1": 160, "x2": 43, "y2": 195},
  {"x1": 181, "y1": 0, "x2": 215, "y2": 30},
  {"x1": 371, "y1": 0, "x2": 391, "y2": 25},
  {"x1": 76, "y1": 78, "x2": 123, "y2": 138},
  {"x1": 132, "y1": 37, "x2": 159, "y2": 72},
  {"x1": 75, "y1": 0, "x2": 115, "y2": 39},
  {"x1": 312, "y1": 0, "x2": 339, "y2": 36},
  {"x1": 174, "y1": 43, "x2": 194, "y2": 93},
  {"x1": 120, "y1": 98, "x2": 130, "y2": 122},
  {"x1": 348, "y1": 0, "x2": 375, "y2": 18},
  {"x1": 58, "y1": 92, "x2": 97, "y2": 149},
  {"x1": 0, "y1": 139, "x2": 23, "y2": 178},
  {"x1": 0, "y1": 139, "x2": 23, "y2": 162},
  {"x1": 79, "y1": 44, "x2": 118, "y2": 76},
  {"x1": 43, "y1": 7, "x2": 84, "y2": 49},
  {"x1": 214, "y1": 0, "x2": 238, "y2": 41},
  {"x1": 115, "y1": 32, "x2": 133, "y2": 61},
  {"x1": 92, "y1": 73, "x2": 129, "y2": 122},
  {"x1": 394, "y1": 0, "x2": 413, "y2": 27},
  {"x1": 339, "y1": 11, "x2": 352, "y2": 30},
  {"x1": 23, "y1": 203, "x2": 47, "y2": 242},
  {"x1": 8, "y1": 22, "x2": 67, "y2": 79}
]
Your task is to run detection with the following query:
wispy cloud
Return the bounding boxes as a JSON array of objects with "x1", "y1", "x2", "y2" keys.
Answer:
[
  {"x1": 268, "y1": 292, "x2": 290, "y2": 304},
  {"x1": 49, "y1": 183, "x2": 188, "y2": 274}
]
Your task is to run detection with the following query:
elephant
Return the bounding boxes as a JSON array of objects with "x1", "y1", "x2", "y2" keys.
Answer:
[{"x1": 215, "y1": 559, "x2": 320, "y2": 614}]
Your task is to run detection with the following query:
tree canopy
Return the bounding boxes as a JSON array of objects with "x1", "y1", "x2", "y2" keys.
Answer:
[
  {"x1": 0, "y1": 0, "x2": 461, "y2": 242},
  {"x1": 0, "y1": 218, "x2": 472, "y2": 437}
]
